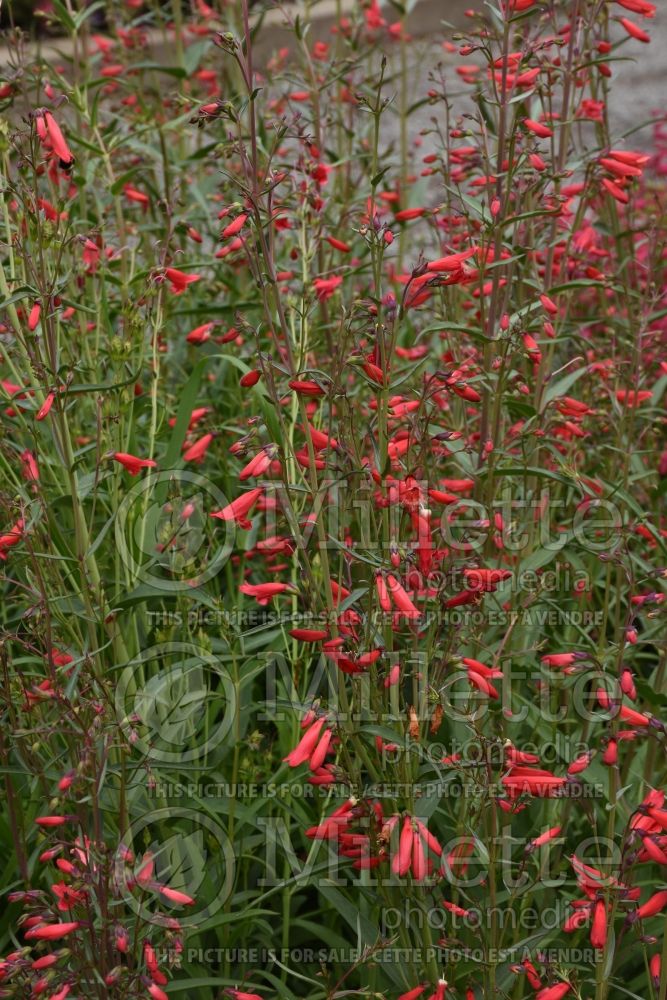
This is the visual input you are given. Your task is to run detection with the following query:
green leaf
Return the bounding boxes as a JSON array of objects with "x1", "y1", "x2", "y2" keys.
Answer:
[{"x1": 50, "y1": 0, "x2": 75, "y2": 31}]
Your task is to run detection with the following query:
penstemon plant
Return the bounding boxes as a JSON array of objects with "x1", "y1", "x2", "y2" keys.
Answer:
[{"x1": 0, "y1": 0, "x2": 666, "y2": 999}]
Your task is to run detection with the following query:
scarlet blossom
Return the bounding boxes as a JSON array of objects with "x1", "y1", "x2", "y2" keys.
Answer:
[
  {"x1": 35, "y1": 815, "x2": 73, "y2": 826},
  {"x1": 239, "y1": 582, "x2": 294, "y2": 605},
  {"x1": 148, "y1": 986, "x2": 169, "y2": 1000},
  {"x1": 48, "y1": 987, "x2": 71, "y2": 1000},
  {"x1": 612, "y1": 0, "x2": 654, "y2": 12},
  {"x1": 240, "y1": 369, "x2": 261, "y2": 387},
  {"x1": 568, "y1": 751, "x2": 593, "y2": 774},
  {"x1": 596, "y1": 688, "x2": 650, "y2": 726},
  {"x1": 536, "y1": 985, "x2": 571, "y2": 1000},
  {"x1": 541, "y1": 652, "x2": 588, "y2": 670},
  {"x1": 186, "y1": 322, "x2": 214, "y2": 344},
  {"x1": 210, "y1": 487, "x2": 263, "y2": 529},
  {"x1": 24, "y1": 922, "x2": 79, "y2": 941},
  {"x1": 395, "y1": 207, "x2": 427, "y2": 222},
  {"x1": 502, "y1": 766, "x2": 567, "y2": 797},
  {"x1": 386, "y1": 573, "x2": 421, "y2": 618},
  {"x1": 239, "y1": 448, "x2": 274, "y2": 481},
  {"x1": 313, "y1": 275, "x2": 343, "y2": 301},
  {"x1": 528, "y1": 826, "x2": 562, "y2": 850},
  {"x1": 636, "y1": 890, "x2": 667, "y2": 919},
  {"x1": 288, "y1": 628, "x2": 329, "y2": 642},
  {"x1": 618, "y1": 16, "x2": 650, "y2": 41},
  {"x1": 158, "y1": 885, "x2": 195, "y2": 905},
  {"x1": 113, "y1": 452, "x2": 157, "y2": 476},
  {"x1": 28, "y1": 302, "x2": 41, "y2": 331},
  {"x1": 325, "y1": 235, "x2": 351, "y2": 252},
  {"x1": 36, "y1": 391, "x2": 56, "y2": 421},
  {"x1": 289, "y1": 379, "x2": 325, "y2": 396},
  {"x1": 590, "y1": 897, "x2": 608, "y2": 948},
  {"x1": 82, "y1": 238, "x2": 101, "y2": 272},
  {"x1": 183, "y1": 433, "x2": 213, "y2": 463},
  {"x1": 164, "y1": 267, "x2": 201, "y2": 294},
  {"x1": 123, "y1": 184, "x2": 150, "y2": 208},
  {"x1": 390, "y1": 815, "x2": 443, "y2": 881},
  {"x1": 523, "y1": 118, "x2": 553, "y2": 138},
  {"x1": 222, "y1": 213, "x2": 248, "y2": 238},
  {"x1": 40, "y1": 111, "x2": 75, "y2": 169},
  {"x1": 650, "y1": 954, "x2": 661, "y2": 988},
  {"x1": 0, "y1": 518, "x2": 25, "y2": 559},
  {"x1": 225, "y1": 990, "x2": 264, "y2": 1000},
  {"x1": 284, "y1": 714, "x2": 333, "y2": 770},
  {"x1": 31, "y1": 955, "x2": 59, "y2": 970},
  {"x1": 398, "y1": 987, "x2": 427, "y2": 1000},
  {"x1": 616, "y1": 388, "x2": 652, "y2": 406}
]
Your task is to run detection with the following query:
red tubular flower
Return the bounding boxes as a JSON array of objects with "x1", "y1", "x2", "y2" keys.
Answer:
[
  {"x1": 284, "y1": 715, "x2": 332, "y2": 770},
  {"x1": 325, "y1": 235, "x2": 351, "y2": 252},
  {"x1": 186, "y1": 322, "x2": 214, "y2": 344},
  {"x1": 24, "y1": 922, "x2": 79, "y2": 941},
  {"x1": 650, "y1": 954, "x2": 661, "y2": 988},
  {"x1": 164, "y1": 267, "x2": 201, "y2": 294},
  {"x1": 398, "y1": 987, "x2": 427, "y2": 1000},
  {"x1": 613, "y1": 0, "x2": 654, "y2": 13},
  {"x1": 159, "y1": 885, "x2": 195, "y2": 905},
  {"x1": 35, "y1": 815, "x2": 73, "y2": 826},
  {"x1": 524, "y1": 118, "x2": 553, "y2": 138},
  {"x1": 539, "y1": 293, "x2": 558, "y2": 315},
  {"x1": 42, "y1": 111, "x2": 75, "y2": 168},
  {"x1": 596, "y1": 688, "x2": 650, "y2": 727},
  {"x1": 36, "y1": 391, "x2": 56, "y2": 421},
  {"x1": 395, "y1": 207, "x2": 427, "y2": 222},
  {"x1": 123, "y1": 184, "x2": 150, "y2": 208},
  {"x1": 0, "y1": 518, "x2": 25, "y2": 560},
  {"x1": 568, "y1": 751, "x2": 593, "y2": 775},
  {"x1": 502, "y1": 766, "x2": 567, "y2": 797},
  {"x1": 288, "y1": 628, "x2": 329, "y2": 642},
  {"x1": 239, "y1": 447, "x2": 275, "y2": 481},
  {"x1": 113, "y1": 452, "x2": 157, "y2": 476},
  {"x1": 225, "y1": 990, "x2": 264, "y2": 1000},
  {"x1": 49, "y1": 987, "x2": 71, "y2": 1000},
  {"x1": 28, "y1": 302, "x2": 41, "y2": 331},
  {"x1": 239, "y1": 582, "x2": 293, "y2": 605},
  {"x1": 536, "y1": 984, "x2": 571, "y2": 1000},
  {"x1": 183, "y1": 432, "x2": 214, "y2": 463},
  {"x1": 313, "y1": 275, "x2": 343, "y2": 301},
  {"x1": 590, "y1": 898, "x2": 607, "y2": 948},
  {"x1": 288, "y1": 379, "x2": 325, "y2": 396},
  {"x1": 376, "y1": 573, "x2": 392, "y2": 612},
  {"x1": 210, "y1": 487, "x2": 263, "y2": 529},
  {"x1": 466, "y1": 669, "x2": 499, "y2": 699},
  {"x1": 601, "y1": 177, "x2": 629, "y2": 203},
  {"x1": 616, "y1": 389, "x2": 652, "y2": 406},
  {"x1": 386, "y1": 573, "x2": 421, "y2": 618},
  {"x1": 148, "y1": 986, "x2": 169, "y2": 1000},
  {"x1": 240, "y1": 369, "x2": 261, "y2": 387},
  {"x1": 636, "y1": 890, "x2": 667, "y2": 919},
  {"x1": 222, "y1": 213, "x2": 248, "y2": 238},
  {"x1": 392, "y1": 816, "x2": 415, "y2": 876},
  {"x1": 618, "y1": 16, "x2": 650, "y2": 41}
]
